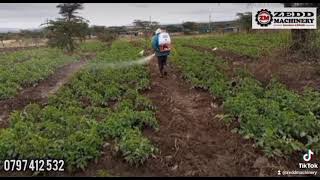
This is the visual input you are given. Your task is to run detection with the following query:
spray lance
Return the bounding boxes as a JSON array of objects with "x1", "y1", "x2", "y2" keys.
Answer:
[
  {"x1": 138, "y1": 50, "x2": 155, "y2": 57},
  {"x1": 139, "y1": 50, "x2": 144, "y2": 56},
  {"x1": 85, "y1": 51, "x2": 155, "y2": 71},
  {"x1": 138, "y1": 50, "x2": 155, "y2": 63}
]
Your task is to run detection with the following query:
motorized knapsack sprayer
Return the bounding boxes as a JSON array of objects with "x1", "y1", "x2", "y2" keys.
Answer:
[{"x1": 158, "y1": 32, "x2": 171, "y2": 52}]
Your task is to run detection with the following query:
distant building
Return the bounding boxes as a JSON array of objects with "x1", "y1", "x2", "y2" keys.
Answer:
[
  {"x1": 223, "y1": 27, "x2": 239, "y2": 33},
  {"x1": 170, "y1": 32, "x2": 184, "y2": 36},
  {"x1": 125, "y1": 26, "x2": 138, "y2": 30}
]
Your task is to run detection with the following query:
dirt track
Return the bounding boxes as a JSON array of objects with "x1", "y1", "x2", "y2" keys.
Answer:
[
  {"x1": 0, "y1": 54, "x2": 301, "y2": 177},
  {"x1": 58, "y1": 56, "x2": 286, "y2": 177},
  {"x1": 1, "y1": 50, "x2": 304, "y2": 178},
  {"x1": 141, "y1": 58, "x2": 278, "y2": 176},
  {"x1": 0, "y1": 54, "x2": 94, "y2": 128}
]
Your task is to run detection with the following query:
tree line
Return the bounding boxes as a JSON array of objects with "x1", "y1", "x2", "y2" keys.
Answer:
[{"x1": 2, "y1": 3, "x2": 320, "y2": 61}]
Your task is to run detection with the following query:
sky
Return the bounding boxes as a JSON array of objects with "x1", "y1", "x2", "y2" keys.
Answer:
[{"x1": 0, "y1": 3, "x2": 284, "y2": 29}]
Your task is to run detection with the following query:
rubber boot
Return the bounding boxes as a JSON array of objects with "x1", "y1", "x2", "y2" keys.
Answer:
[{"x1": 160, "y1": 70, "x2": 164, "y2": 78}]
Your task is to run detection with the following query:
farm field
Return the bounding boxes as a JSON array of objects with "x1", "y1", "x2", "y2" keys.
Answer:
[
  {"x1": 0, "y1": 32, "x2": 320, "y2": 177},
  {"x1": 0, "y1": 48, "x2": 80, "y2": 100},
  {"x1": 173, "y1": 32, "x2": 291, "y2": 58},
  {"x1": 171, "y1": 37, "x2": 320, "y2": 157}
]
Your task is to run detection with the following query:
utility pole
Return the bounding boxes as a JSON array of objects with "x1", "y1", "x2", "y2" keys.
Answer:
[
  {"x1": 144, "y1": 16, "x2": 151, "y2": 52},
  {"x1": 182, "y1": 20, "x2": 184, "y2": 32},
  {"x1": 149, "y1": 16, "x2": 152, "y2": 36},
  {"x1": 209, "y1": 8, "x2": 213, "y2": 33},
  {"x1": 149, "y1": 16, "x2": 151, "y2": 27},
  {"x1": 209, "y1": 15, "x2": 211, "y2": 33}
]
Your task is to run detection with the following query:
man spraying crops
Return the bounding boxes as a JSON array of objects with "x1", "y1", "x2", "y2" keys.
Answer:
[{"x1": 151, "y1": 28, "x2": 171, "y2": 78}]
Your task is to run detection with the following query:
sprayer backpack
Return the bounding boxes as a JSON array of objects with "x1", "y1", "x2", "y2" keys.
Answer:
[{"x1": 158, "y1": 32, "x2": 171, "y2": 52}]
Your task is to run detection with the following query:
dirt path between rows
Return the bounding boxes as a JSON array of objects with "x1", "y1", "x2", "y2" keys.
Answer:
[
  {"x1": 140, "y1": 58, "x2": 282, "y2": 176},
  {"x1": 0, "y1": 54, "x2": 94, "y2": 128},
  {"x1": 59, "y1": 56, "x2": 288, "y2": 177},
  {"x1": 1, "y1": 54, "x2": 299, "y2": 177}
]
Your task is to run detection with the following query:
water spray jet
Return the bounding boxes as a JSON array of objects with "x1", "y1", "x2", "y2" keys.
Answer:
[{"x1": 86, "y1": 52, "x2": 155, "y2": 70}]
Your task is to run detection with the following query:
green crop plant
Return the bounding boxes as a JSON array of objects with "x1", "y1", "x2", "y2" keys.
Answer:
[
  {"x1": 118, "y1": 128, "x2": 156, "y2": 166},
  {"x1": 0, "y1": 40, "x2": 158, "y2": 171},
  {"x1": 0, "y1": 48, "x2": 78, "y2": 99},
  {"x1": 174, "y1": 31, "x2": 290, "y2": 58},
  {"x1": 172, "y1": 37, "x2": 320, "y2": 158}
]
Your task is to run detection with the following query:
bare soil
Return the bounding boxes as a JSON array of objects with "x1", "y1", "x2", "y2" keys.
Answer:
[{"x1": 50, "y1": 56, "x2": 290, "y2": 177}]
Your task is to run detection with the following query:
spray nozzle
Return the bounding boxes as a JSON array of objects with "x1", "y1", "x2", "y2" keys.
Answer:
[{"x1": 139, "y1": 50, "x2": 144, "y2": 56}]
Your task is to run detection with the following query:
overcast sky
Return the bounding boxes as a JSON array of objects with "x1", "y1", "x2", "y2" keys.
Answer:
[{"x1": 0, "y1": 3, "x2": 284, "y2": 29}]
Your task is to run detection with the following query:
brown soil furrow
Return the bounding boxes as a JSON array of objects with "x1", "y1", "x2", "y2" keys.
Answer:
[
  {"x1": 0, "y1": 54, "x2": 94, "y2": 128},
  {"x1": 141, "y1": 58, "x2": 263, "y2": 176},
  {"x1": 0, "y1": 55, "x2": 291, "y2": 177},
  {"x1": 66, "y1": 56, "x2": 286, "y2": 177}
]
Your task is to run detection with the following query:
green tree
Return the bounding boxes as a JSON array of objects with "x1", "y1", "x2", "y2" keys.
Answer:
[
  {"x1": 133, "y1": 20, "x2": 159, "y2": 29},
  {"x1": 42, "y1": 3, "x2": 89, "y2": 52},
  {"x1": 236, "y1": 12, "x2": 252, "y2": 33},
  {"x1": 182, "y1": 21, "x2": 199, "y2": 33},
  {"x1": 88, "y1": 25, "x2": 117, "y2": 44},
  {"x1": 283, "y1": 3, "x2": 320, "y2": 51},
  {"x1": 90, "y1": 25, "x2": 106, "y2": 36},
  {"x1": 133, "y1": 19, "x2": 159, "y2": 50},
  {"x1": 57, "y1": 3, "x2": 84, "y2": 21},
  {"x1": 165, "y1": 25, "x2": 183, "y2": 33},
  {"x1": 133, "y1": 19, "x2": 159, "y2": 34}
]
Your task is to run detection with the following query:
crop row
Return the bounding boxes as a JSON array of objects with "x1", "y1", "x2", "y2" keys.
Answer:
[
  {"x1": 0, "y1": 41, "x2": 158, "y2": 172},
  {"x1": 77, "y1": 41, "x2": 108, "y2": 53},
  {"x1": 0, "y1": 49, "x2": 34, "y2": 66},
  {"x1": 173, "y1": 32, "x2": 290, "y2": 58},
  {"x1": 0, "y1": 48, "x2": 79, "y2": 100},
  {"x1": 172, "y1": 42, "x2": 320, "y2": 157}
]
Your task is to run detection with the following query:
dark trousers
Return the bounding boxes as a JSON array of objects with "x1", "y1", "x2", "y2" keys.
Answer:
[{"x1": 157, "y1": 56, "x2": 167, "y2": 75}]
